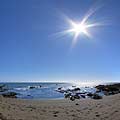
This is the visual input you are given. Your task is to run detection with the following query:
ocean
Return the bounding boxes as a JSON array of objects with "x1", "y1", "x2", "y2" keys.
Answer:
[{"x1": 0, "y1": 82, "x2": 103, "y2": 100}]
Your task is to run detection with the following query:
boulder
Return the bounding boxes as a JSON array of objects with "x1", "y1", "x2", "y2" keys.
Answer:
[
  {"x1": 95, "y1": 83, "x2": 120, "y2": 93},
  {"x1": 80, "y1": 94, "x2": 86, "y2": 98},
  {"x1": 64, "y1": 93, "x2": 71, "y2": 98},
  {"x1": 74, "y1": 94, "x2": 80, "y2": 99},
  {"x1": 2, "y1": 92, "x2": 17, "y2": 98},
  {"x1": 70, "y1": 96, "x2": 75, "y2": 101},
  {"x1": 92, "y1": 94, "x2": 102, "y2": 100},
  {"x1": 87, "y1": 93, "x2": 93, "y2": 97},
  {"x1": 58, "y1": 87, "x2": 62, "y2": 90},
  {"x1": 73, "y1": 88, "x2": 80, "y2": 91},
  {"x1": 0, "y1": 84, "x2": 8, "y2": 92},
  {"x1": 29, "y1": 86, "x2": 36, "y2": 89}
]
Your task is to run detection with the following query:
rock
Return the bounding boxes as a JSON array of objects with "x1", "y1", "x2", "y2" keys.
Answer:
[
  {"x1": 58, "y1": 87, "x2": 62, "y2": 90},
  {"x1": 74, "y1": 94, "x2": 80, "y2": 99},
  {"x1": 64, "y1": 93, "x2": 71, "y2": 98},
  {"x1": 70, "y1": 96, "x2": 75, "y2": 101},
  {"x1": 72, "y1": 85, "x2": 76, "y2": 87},
  {"x1": 56, "y1": 89, "x2": 65, "y2": 93},
  {"x1": 80, "y1": 94, "x2": 86, "y2": 98},
  {"x1": 29, "y1": 86, "x2": 36, "y2": 89},
  {"x1": 0, "y1": 84, "x2": 8, "y2": 92},
  {"x1": 73, "y1": 88, "x2": 80, "y2": 91},
  {"x1": 87, "y1": 93, "x2": 93, "y2": 97},
  {"x1": 92, "y1": 94, "x2": 102, "y2": 100},
  {"x1": 27, "y1": 95, "x2": 31, "y2": 96},
  {"x1": 95, "y1": 83, "x2": 120, "y2": 96},
  {"x1": 2, "y1": 92, "x2": 17, "y2": 98}
]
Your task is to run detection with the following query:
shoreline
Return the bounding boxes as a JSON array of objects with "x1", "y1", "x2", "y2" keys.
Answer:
[{"x1": 0, "y1": 82, "x2": 120, "y2": 100}]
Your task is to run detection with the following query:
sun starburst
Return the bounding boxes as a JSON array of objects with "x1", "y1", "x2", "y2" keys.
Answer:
[{"x1": 52, "y1": 4, "x2": 105, "y2": 47}]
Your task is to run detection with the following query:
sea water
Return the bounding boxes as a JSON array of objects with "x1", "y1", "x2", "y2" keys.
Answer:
[{"x1": 0, "y1": 82, "x2": 100, "y2": 100}]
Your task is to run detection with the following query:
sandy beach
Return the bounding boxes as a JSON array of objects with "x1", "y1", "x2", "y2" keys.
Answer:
[{"x1": 0, "y1": 94, "x2": 120, "y2": 120}]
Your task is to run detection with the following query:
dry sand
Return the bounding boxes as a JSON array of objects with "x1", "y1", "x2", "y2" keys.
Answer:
[{"x1": 0, "y1": 94, "x2": 120, "y2": 120}]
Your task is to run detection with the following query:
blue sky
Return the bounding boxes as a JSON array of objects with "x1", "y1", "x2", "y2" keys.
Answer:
[{"x1": 0, "y1": 0, "x2": 120, "y2": 82}]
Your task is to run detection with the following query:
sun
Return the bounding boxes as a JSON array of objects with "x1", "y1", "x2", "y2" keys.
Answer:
[
  {"x1": 70, "y1": 22, "x2": 87, "y2": 34},
  {"x1": 66, "y1": 20, "x2": 92, "y2": 46},
  {"x1": 69, "y1": 21, "x2": 89, "y2": 37},
  {"x1": 53, "y1": 5, "x2": 104, "y2": 47}
]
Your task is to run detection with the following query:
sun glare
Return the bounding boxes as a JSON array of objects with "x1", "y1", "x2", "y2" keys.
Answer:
[
  {"x1": 66, "y1": 19, "x2": 93, "y2": 46},
  {"x1": 71, "y1": 22, "x2": 87, "y2": 35},
  {"x1": 53, "y1": 5, "x2": 105, "y2": 47}
]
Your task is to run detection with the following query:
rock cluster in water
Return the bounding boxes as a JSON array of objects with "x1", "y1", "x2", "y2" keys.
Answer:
[
  {"x1": 0, "y1": 84, "x2": 8, "y2": 92},
  {"x1": 56, "y1": 83, "x2": 120, "y2": 101},
  {"x1": 1, "y1": 92, "x2": 17, "y2": 98},
  {"x1": 28, "y1": 85, "x2": 42, "y2": 89},
  {"x1": 0, "y1": 84, "x2": 17, "y2": 98},
  {"x1": 55, "y1": 86, "x2": 103, "y2": 101}
]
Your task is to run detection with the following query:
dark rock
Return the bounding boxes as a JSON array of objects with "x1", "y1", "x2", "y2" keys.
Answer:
[
  {"x1": 53, "y1": 115, "x2": 57, "y2": 117},
  {"x1": 55, "y1": 87, "x2": 66, "y2": 93},
  {"x1": 96, "y1": 83, "x2": 120, "y2": 92},
  {"x1": 72, "y1": 85, "x2": 76, "y2": 87},
  {"x1": 75, "y1": 103, "x2": 79, "y2": 105},
  {"x1": 58, "y1": 87, "x2": 62, "y2": 90},
  {"x1": 80, "y1": 94, "x2": 86, "y2": 98},
  {"x1": 2, "y1": 92, "x2": 17, "y2": 98},
  {"x1": 29, "y1": 86, "x2": 36, "y2": 89},
  {"x1": 92, "y1": 94, "x2": 102, "y2": 100},
  {"x1": 95, "y1": 83, "x2": 120, "y2": 96},
  {"x1": 70, "y1": 96, "x2": 75, "y2": 101},
  {"x1": 96, "y1": 114, "x2": 100, "y2": 117},
  {"x1": 64, "y1": 93, "x2": 71, "y2": 98},
  {"x1": 73, "y1": 88, "x2": 80, "y2": 91},
  {"x1": 74, "y1": 94, "x2": 80, "y2": 99},
  {"x1": 87, "y1": 93, "x2": 93, "y2": 97},
  {"x1": 27, "y1": 95, "x2": 31, "y2": 96},
  {"x1": 0, "y1": 84, "x2": 8, "y2": 92},
  {"x1": 56, "y1": 89, "x2": 65, "y2": 93}
]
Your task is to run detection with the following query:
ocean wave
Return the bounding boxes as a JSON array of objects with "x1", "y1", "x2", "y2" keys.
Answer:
[
  {"x1": 14, "y1": 85, "x2": 49, "y2": 91},
  {"x1": 14, "y1": 87, "x2": 29, "y2": 91}
]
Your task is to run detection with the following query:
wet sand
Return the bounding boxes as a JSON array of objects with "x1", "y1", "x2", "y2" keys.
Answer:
[{"x1": 0, "y1": 94, "x2": 120, "y2": 120}]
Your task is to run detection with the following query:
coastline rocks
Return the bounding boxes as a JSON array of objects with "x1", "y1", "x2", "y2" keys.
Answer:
[
  {"x1": 92, "y1": 94, "x2": 102, "y2": 100},
  {"x1": 1, "y1": 92, "x2": 17, "y2": 98},
  {"x1": 29, "y1": 86, "x2": 36, "y2": 89},
  {"x1": 56, "y1": 83, "x2": 120, "y2": 101},
  {"x1": 28, "y1": 85, "x2": 42, "y2": 89},
  {"x1": 58, "y1": 87, "x2": 62, "y2": 90},
  {"x1": 70, "y1": 96, "x2": 75, "y2": 101},
  {"x1": 64, "y1": 93, "x2": 71, "y2": 98},
  {"x1": 0, "y1": 84, "x2": 8, "y2": 92},
  {"x1": 73, "y1": 88, "x2": 80, "y2": 91},
  {"x1": 74, "y1": 94, "x2": 80, "y2": 99},
  {"x1": 87, "y1": 93, "x2": 93, "y2": 97},
  {"x1": 56, "y1": 87, "x2": 81, "y2": 94},
  {"x1": 95, "y1": 83, "x2": 120, "y2": 95}
]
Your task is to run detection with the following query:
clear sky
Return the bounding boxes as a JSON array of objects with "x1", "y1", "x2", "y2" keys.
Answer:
[{"x1": 0, "y1": 0, "x2": 120, "y2": 82}]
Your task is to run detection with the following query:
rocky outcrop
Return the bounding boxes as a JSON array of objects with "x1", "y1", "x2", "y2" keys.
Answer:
[
  {"x1": 0, "y1": 84, "x2": 8, "y2": 92},
  {"x1": 92, "y1": 94, "x2": 102, "y2": 99},
  {"x1": 95, "y1": 83, "x2": 120, "y2": 95},
  {"x1": 56, "y1": 83, "x2": 120, "y2": 101},
  {"x1": 1, "y1": 92, "x2": 17, "y2": 98}
]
